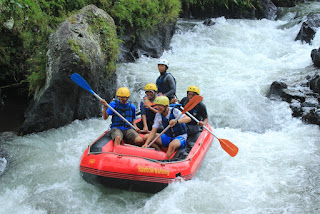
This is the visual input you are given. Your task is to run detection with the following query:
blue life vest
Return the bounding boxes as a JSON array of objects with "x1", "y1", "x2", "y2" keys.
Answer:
[
  {"x1": 161, "y1": 108, "x2": 187, "y2": 137},
  {"x1": 156, "y1": 72, "x2": 176, "y2": 95},
  {"x1": 111, "y1": 100, "x2": 134, "y2": 129}
]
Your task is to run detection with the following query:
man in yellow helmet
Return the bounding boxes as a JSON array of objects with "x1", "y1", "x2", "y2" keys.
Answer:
[
  {"x1": 142, "y1": 96, "x2": 191, "y2": 158},
  {"x1": 136, "y1": 83, "x2": 159, "y2": 132},
  {"x1": 180, "y1": 85, "x2": 208, "y2": 135},
  {"x1": 100, "y1": 87, "x2": 143, "y2": 146}
]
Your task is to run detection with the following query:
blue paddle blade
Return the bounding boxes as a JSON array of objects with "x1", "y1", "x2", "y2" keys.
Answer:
[{"x1": 70, "y1": 73, "x2": 94, "y2": 94}]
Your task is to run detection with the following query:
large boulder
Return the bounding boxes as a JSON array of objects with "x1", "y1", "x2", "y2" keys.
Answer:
[
  {"x1": 295, "y1": 13, "x2": 320, "y2": 44},
  {"x1": 19, "y1": 5, "x2": 117, "y2": 135}
]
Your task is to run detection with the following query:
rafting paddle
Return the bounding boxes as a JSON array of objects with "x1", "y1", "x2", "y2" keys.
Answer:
[
  {"x1": 70, "y1": 73, "x2": 137, "y2": 130},
  {"x1": 182, "y1": 108, "x2": 238, "y2": 157},
  {"x1": 146, "y1": 95, "x2": 203, "y2": 148}
]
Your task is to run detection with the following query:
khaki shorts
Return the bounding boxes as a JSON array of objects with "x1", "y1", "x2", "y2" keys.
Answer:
[{"x1": 110, "y1": 128, "x2": 139, "y2": 142}]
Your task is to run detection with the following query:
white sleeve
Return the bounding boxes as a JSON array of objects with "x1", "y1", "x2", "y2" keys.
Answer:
[{"x1": 152, "y1": 113, "x2": 162, "y2": 129}]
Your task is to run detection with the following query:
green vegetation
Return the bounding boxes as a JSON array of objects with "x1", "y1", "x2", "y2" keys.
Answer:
[
  {"x1": 181, "y1": 0, "x2": 258, "y2": 16},
  {"x1": 89, "y1": 15, "x2": 121, "y2": 74},
  {"x1": 109, "y1": 0, "x2": 181, "y2": 34},
  {"x1": 68, "y1": 38, "x2": 89, "y2": 64}
]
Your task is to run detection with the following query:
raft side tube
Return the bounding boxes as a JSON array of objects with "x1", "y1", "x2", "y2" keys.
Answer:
[{"x1": 80, "y1": 171, "x2": 168, "y2": 193}]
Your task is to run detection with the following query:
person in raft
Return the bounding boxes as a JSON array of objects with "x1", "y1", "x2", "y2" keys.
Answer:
[
  {"x1": 174, "y1": 85, "x2": 208, "y2": 135},
  {"x1": 156, "y1": 59, "x2": 176, "y2": 102},
  {"x1": 136, "y1": 83, "x2": 159, "y2": 133},
  {"x1": 142, "y1": 96, "x2": 191, "y2": 158},
  {"x1": 100, "y1": 87, "x2": 143, "y2": 146}
]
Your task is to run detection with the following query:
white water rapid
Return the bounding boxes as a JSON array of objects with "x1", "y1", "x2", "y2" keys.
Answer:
[{"x1": 1, "y1": 2, "x2": 320, "y2": 214}]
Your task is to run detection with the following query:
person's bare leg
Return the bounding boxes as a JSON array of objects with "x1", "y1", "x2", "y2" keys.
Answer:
[
  {"x1": 166, "y1": 139, "x2": 180, "y2": 158},
  {"x1": 114, "y1": 136, "x2": 122, "y2": 146},
  {"x1": 134, "y1": 136, "x2": 144, "y2": 146}
]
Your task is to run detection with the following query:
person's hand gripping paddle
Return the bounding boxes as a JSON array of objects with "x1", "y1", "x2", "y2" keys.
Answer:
[
  {"x1": 146, "y1": 95, "x2": 203, "y2": 148},
  {"x1": 70, "y1": 73, "x2": 137, "y2": 130}
]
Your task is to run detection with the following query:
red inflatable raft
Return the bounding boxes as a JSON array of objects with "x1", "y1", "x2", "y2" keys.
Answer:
[{"x1": 79, "y1": 124, "x2": 214, "y2": 193}]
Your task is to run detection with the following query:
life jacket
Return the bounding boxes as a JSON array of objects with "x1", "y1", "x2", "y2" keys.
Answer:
[
  {"x1": 156, "y1": 72, "x2": 176, "y2": 97},
  {"x1": 143, "y1": 96, "x2": 157, "y2": 121},
  {"x1": 181, "y1": 98, "x2": 204, "y2": 134},
  {"x1": 181, "y1": 98, "x2": 203, "y2": 126},
  {"x1": 161, "y1": 108, "x2": 187, "y2": 137},
  {"x1": 110, "y1": 99, "x2": 134, "y2": 129}
]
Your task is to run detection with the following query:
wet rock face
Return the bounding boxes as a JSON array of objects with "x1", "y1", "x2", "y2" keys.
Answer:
[
  {"x1": 295, "y1": 13, "x2": 320, "y2": 44},
  {"x1": 0, "y1": 148, "x2": 7, "y2": 176},
  {"x1": 118, "y1": 22, "x2": 176, "y2": 63},
  {"x1": 19, "y1": 5, "x2": 117, "y2": 135},
  {"x1": 272, "y1": 0, "x2": 300, "y2": 7},
  {"x1": 180, "y1": 0, "x2": 277, "y2": 20},
  {"x1": 310, "y1": 74, "x2": 320, "y2": 93},
  {"x1": 203, "y1": 19, "x2": 216, "y2": 26},
  {"x1": 267, "y1": 74, "x2": 320, "y2": 126},
  {"x1": 311, "y1": 48, "x2": 320, "y2": 68},
  {"x1": 260, "y1": 0, "x2": 277, "y2": 20}
]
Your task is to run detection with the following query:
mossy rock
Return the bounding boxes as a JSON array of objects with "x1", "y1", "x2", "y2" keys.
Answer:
[{"x1": 20, "y1": 5, "x2": 118, "y2": 135}]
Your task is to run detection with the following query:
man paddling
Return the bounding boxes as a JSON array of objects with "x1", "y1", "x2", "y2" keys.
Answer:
[
  {"x1": 100, "y1": 87, "x2": 143, "y2": 146},
  {"x1": 136, "y1": 83, "x2": 159, "y2": 132},
  {"x1": 142, "y1": 96, "x2": 191, "y2": 158},
  {"x1": 179, "y1": 85, "x2": 208, "y2": 135}
]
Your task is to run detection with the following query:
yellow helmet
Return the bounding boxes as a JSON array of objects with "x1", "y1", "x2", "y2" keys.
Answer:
[
  {"x1": 187, "y1": 85, "x2": 200, "y2": 95},
  {"x1": 144, "y1": 83, "x2": 158, "y2": 92},
  {"x1": 116, "y1": 87, "x2": 130, "y2": 97},
  {"x1": 154, "y1": 96, "x2": 169, "y2": 106}
]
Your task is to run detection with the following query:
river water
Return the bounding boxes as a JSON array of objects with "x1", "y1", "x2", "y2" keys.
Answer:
[{"x1": 1, "y1": 2, "x2": 320, "y2": 214}]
